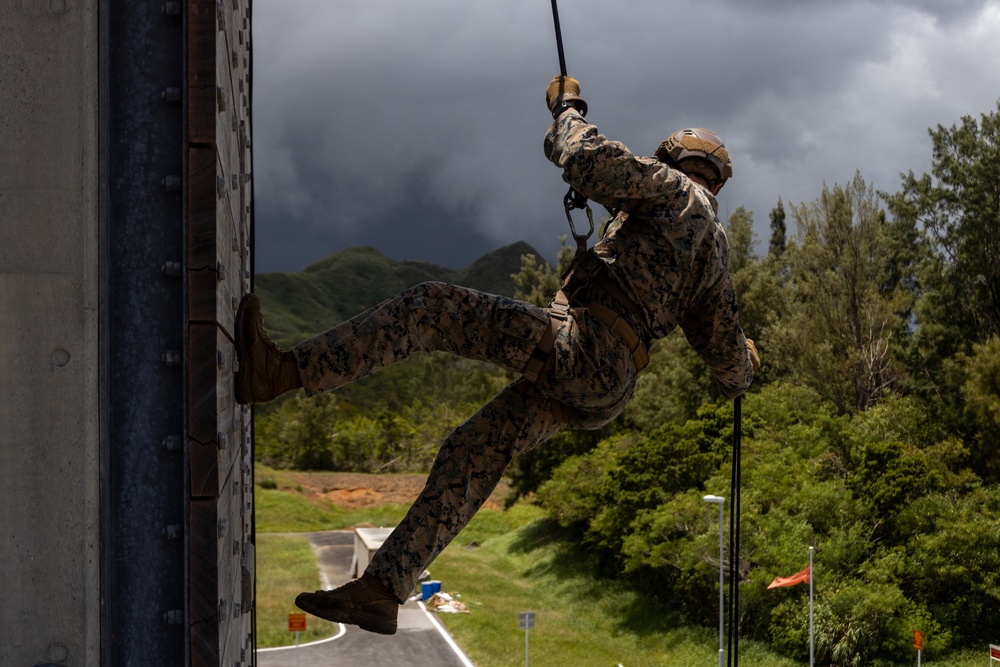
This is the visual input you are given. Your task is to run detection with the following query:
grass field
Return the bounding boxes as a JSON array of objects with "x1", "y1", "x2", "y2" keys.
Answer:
[
  {"x1": 426, "y1": 505, "x2": 800, "y2": 667},
  {"x1": 254, "y1": 472, "x2": 989, "y2": 665},
  {"x1": 256, "y1": 534, "x2": 341, "y2": 647}
]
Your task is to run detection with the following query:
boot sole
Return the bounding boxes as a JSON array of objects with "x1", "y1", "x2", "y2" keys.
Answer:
[
  {"x1": 233, "y1": 293, "x2": 258, "y2": 405},
  {"x1": 295, "y1": 592, "x2": 398, "y2": 635}
]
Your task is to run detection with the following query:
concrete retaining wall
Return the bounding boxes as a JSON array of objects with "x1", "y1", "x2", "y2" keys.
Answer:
[{"x1": 0, "y1": 2, "x2": 101, "y2": 665}]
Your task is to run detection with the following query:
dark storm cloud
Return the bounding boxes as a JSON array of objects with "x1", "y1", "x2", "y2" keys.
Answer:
[{"x1": 253, "y1": 0, "x2": 1000, "y2": 273}]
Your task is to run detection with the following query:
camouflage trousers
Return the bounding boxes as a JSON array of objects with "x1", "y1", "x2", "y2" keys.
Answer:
[{"x1": 291, "y1": 281, "x2": 639, "y2": 601}]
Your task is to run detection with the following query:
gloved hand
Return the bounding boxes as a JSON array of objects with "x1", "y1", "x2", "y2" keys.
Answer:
[
  {"x1": 545, "y1": 75, "x2": 588, "y2": 118},
  {"x1": 746, "y1": 338, "x2": 761, "y2": 372}
]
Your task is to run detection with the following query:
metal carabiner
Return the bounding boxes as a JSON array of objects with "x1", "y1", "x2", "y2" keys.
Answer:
[{"x1": 563, "y1": 185, "x2": 594, "y2": 252}]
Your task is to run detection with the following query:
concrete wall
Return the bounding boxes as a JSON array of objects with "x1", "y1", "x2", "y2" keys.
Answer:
[{"x1": 0, "y1": 2, "x2": 101, "y2": 665}]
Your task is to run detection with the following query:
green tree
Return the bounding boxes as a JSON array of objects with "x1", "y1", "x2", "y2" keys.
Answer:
[
  {"x1": 888, "y1": 100, "x2": 1000, "y2": 338},
  {"x1": 771, "y1": 172, "x2": 915, "y2": 412},
  {"x1": 769, "y1": 196, "x2": 787, "y2": 258},
  {"x1": 963, "y1": 336, "x2": 1000, "y2": 429},
  {"x1": 726, "y1": 205, "x2": 755, "y2": 274},
  {"x1": 539, "y1": 401, "x2": 735, "y2": 575},
  {"x1": 899, "y1": 485, "x2": 1000, "y2": 646},
  {"x1": 725, "y1": 205, "x2": 791, "y2": 374},
  {"x1": 960, "y1": 336, "x2": 1000, "y2": 480},
  {"x1": 885, "y1": 101, "x2": 1000, "y2": 476},
  {"x1": 511, "y1": 238, "x2": 575, "y2": 307},
  {"x1": 255, "y1": 393, "x2": 338, "y2": 470}
]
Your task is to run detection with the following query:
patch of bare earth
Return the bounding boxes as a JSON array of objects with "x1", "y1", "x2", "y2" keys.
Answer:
[{"x1": 276, "y1": 471, "x2": 510, "y2": 511}]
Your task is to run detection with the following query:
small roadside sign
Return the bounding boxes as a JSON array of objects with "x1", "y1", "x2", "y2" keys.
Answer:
[
  {"x1": 519, "y1": 612, "x2": 536, "y2": 667},
  {"x1": 990, "y1": 644, "x2": 1000, "y2": 662},
  {"x1": 288, "y1": 612, "x2": 307, "y2": 632},
  {"x1": 913, "y1": 631, "x2": 923, "y2": 651}
]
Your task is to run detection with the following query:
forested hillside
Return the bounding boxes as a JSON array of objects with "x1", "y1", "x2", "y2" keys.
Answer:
[
  {"x1": 253, "y1": 241, "x2": 542, "y2": 471},
  {"x1": 254, "y1": 241, "x2": 541, "y2": 348},
  {"x1": 254, "y1": 103, "x2": 1000, "y2": 664}
]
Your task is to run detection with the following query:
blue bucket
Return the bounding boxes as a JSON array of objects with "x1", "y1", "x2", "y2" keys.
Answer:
[{"x1": 420, "y1": 580, "x2": 442, "y2": 601}]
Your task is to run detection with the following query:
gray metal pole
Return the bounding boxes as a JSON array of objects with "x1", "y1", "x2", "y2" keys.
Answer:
[
  {"x1": 704, "y1": 495, "x2": 725, "y2": 667},
  {"x1": 718, "y1": 501, "x2": 725, "y2": 667},
  {"x1": 809, "y1": 547, "x2": 815, "y2": 667}
]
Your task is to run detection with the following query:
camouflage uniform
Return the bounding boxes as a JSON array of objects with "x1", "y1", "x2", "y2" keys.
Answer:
[
  {"x1": 544, "y1": 109, "x2": 752, "y2": 395},
  {"x1": 290, "y1": 108, "x2": 752, "y2": 603}
]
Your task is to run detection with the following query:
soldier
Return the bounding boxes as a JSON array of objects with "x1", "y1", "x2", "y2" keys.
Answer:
[{"x1": 235, "y1": 75, "x2": 759, "y2": 635}]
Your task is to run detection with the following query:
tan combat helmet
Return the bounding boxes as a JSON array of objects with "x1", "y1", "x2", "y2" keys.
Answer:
[{"x1": 654, "y1": 128, "x2": 733, "y2": 189}]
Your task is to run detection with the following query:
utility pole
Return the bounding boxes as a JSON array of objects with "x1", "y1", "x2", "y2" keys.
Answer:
[{"x1": 704, "y1": 495, "x2": 725, "y2": 667}]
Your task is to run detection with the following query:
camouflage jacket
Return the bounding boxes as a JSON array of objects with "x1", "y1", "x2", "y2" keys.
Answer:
[{"x1": 544, "y1": 109, "x2": 753, "y2": 398}]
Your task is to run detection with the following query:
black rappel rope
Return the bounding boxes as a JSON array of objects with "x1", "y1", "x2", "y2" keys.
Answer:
[
  {"x1": 728, "y1": 395, "x2": 743, "y2": 667},
  {"x1": 550, "y1": 0, "x2": 568, "y2": 78},
  {"x1": 549, "y1": 0, "x2": 594, "y2": 252}
]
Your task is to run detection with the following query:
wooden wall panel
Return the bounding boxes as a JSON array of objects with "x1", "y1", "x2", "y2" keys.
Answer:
[
  {"x1": 191, "y1": 427, "x2": 254, "y2": 667},
  {"x1": 187, "y1": 146, "x2": 243, "y2": 336},
  {"x1": 188, "y1": 324, "x2": 242, "y2": 498},
  {"x1": 187, "y1": 0, "x2": 218, "y2": 145},
  {"x1": 189, "y1": 454, "x2": 239, "y2": 667},
  {"x1": 186, "y1": 0, "x2": 254, "y2": 664}
]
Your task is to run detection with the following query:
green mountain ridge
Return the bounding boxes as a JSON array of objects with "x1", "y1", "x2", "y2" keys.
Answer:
[{"x1": 254, "y1": 241, "x2": 543, "y2": 347}]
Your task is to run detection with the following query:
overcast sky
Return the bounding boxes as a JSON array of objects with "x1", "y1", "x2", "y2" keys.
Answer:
[{"x1": 252, "y1": 0, "x2": 1000, "y2": 274}]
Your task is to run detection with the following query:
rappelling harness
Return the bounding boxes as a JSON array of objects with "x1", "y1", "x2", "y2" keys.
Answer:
[{"x1": 520, "y1": 196, "x2": 651, "y2": 384}]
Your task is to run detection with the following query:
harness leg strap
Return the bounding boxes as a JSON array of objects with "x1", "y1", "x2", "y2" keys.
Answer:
[{"x1": 521, "y1": 290, "x2": 570, "y2": 383}]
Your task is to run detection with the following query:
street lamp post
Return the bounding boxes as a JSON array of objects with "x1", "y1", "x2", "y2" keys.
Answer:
[{"x1": 703, "y1": 494, "x2": 725, "y2": 667}]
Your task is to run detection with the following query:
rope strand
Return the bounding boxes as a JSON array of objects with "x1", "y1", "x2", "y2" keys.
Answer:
[
  {"x1": 727, "y1": 395, "x2": 742, "y2": 667},
  {"x1": 550, "y1": 0, "x2": 567, "y2": 77}
]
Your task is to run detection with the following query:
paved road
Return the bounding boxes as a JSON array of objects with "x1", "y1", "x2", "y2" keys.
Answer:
[{"x1": 256, "y1": 531, "x2": 473, "y2": 667}]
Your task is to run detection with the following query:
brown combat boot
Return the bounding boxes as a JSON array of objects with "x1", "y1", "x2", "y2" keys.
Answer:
[
  {"x1": 234, "y1": 293, "x2": 301, "y2": 404},
  {"x1": 295, "y1": 573, "x2": 400, "y2": 635}
]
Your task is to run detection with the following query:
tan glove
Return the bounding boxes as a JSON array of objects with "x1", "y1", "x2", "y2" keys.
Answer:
[
  {"x1": 746, "y1": 338, "x2": 761, "y2": 372},
  {"x1": 545, "y1": 75, "x2": 588, "y2": 117}
]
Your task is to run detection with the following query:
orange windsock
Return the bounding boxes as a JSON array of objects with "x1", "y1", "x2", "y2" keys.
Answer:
[{"x1": 767, "y1": 566, "x2": 811, "y2": 589}]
